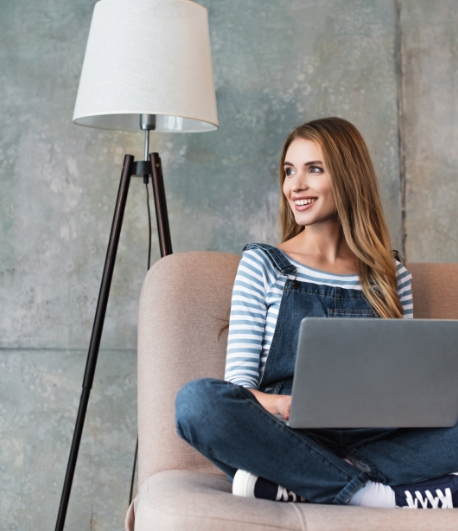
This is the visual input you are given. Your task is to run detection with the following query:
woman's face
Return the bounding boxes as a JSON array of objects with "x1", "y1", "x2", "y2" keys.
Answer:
[{"x1": 282, "y1": 138, "x2": 337, "y2": 228}]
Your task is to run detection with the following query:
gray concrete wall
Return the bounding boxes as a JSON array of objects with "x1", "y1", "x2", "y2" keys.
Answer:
[
  {"x1": 399, "y1": 0, "x2": 458, "y2": 261},
  {"x1": 0, "y1": 0, "x2": 456, "y2": 529}
]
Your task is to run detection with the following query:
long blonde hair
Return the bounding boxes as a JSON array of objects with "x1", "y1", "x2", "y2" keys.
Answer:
[{"x1": 280, "y1": 117, "x2": 403, "y2": 319}]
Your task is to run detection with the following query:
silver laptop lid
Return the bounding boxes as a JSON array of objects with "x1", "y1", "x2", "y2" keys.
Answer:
[{"x1": 288, "y1": 319, "x2": 458, "y2": 428}]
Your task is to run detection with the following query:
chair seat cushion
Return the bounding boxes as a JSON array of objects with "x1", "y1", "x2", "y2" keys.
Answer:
[{"x1": 129, "y1": 470, "x2": 458, "y2": 531}]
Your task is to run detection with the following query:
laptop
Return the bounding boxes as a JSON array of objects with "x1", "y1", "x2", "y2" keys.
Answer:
[{"x1": 286, "y1": 318, "x2": 458, "y2": 428}]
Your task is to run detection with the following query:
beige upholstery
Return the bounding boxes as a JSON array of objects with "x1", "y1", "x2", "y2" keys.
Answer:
[{"x1": 127, "y1": 253, "x2": 458, "y2": 530}]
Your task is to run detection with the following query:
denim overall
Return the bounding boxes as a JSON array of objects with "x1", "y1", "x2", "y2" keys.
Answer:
[
  {"x1": 176, "y1": 244, "x2": 458, "y2": 504},
  {"x1": 244, "y1": 243, "x2": 377, "y2": 396}
]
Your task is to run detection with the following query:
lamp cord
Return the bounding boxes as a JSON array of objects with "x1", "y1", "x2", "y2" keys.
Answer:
[{"x1": 128, "y1": 180, "x2": 153, "y2": 506}]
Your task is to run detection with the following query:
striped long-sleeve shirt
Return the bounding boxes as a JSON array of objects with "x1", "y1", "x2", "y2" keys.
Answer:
[{"x1": 224, "y1": 247, "x2": 414, "y2": 389}]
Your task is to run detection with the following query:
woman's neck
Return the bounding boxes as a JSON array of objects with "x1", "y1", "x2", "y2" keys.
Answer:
[{"x1": 278, "y1": 221, "x2": 358, "y2": 275}]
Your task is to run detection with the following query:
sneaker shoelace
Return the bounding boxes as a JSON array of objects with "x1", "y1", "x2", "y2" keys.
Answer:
[
  {"x1": 402, "y1": 488, "x2": 453, "y2": 509},
  {"x1": 276, "y1": 485, "x2": 307, "y2": 503}
]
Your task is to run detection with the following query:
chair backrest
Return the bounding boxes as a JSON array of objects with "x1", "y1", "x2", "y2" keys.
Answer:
[
  {"x1": 137, "y1": 254, "x2": 458, "y2": 487},
  {"x1": 137, "y1": 252, "x2": 240, "y2": 486},
  {"x1": 407, "y1": 263, "x2": 458, "y2": 319}
]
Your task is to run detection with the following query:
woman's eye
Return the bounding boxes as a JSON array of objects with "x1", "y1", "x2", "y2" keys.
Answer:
[
  {"x1": 284, "y1": 167, "x2": 295, "y2": 176},
  {"x1": 310, "y1": 166, "x2": 323, "y2": 173}
]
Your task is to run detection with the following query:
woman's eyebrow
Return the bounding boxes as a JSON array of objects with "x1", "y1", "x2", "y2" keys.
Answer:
[{"x1": 283, "y1": 160, "x2": 323, "y2": 166}]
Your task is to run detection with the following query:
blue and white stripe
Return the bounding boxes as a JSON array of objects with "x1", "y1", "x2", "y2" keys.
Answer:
[{"x1": 225, "y1": 248, "x2": 414, "y2": 389}]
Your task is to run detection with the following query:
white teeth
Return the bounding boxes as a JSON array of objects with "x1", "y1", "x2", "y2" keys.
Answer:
[{"x1": 294, "y1": 198, "x2": 316, "y2": 206}]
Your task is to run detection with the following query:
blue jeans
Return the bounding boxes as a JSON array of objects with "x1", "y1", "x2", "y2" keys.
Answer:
[{"x1": 176, "y1": 378, "x2": 458, "y2": 505}]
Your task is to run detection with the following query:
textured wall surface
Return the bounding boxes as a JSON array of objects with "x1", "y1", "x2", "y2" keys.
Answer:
[
  {"x1": 400, "y1": 0, "x2": 458, "y2": 261},
  {"x1": 0, "y1": 349, "x2": 136, "y2": 530},
  {"x1": 0, "y1": 0, "x2": 457, "y2": 529}
]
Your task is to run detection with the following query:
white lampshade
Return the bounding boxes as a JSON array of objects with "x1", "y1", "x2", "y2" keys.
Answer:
[{"x1": 73, "y1": 0, "x2": 218, "y2": 132}]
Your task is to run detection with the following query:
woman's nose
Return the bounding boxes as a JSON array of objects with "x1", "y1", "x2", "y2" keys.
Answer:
[{"x1": 293, "y1": 178, "x2": 309, "y2": 192}]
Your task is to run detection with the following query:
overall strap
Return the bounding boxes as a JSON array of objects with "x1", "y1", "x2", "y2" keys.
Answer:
[
  {"x1": 243, "y1": 243, "x2": 296, "y2": 276},
  {"x1": 392, "y1": 249, "x2": 404, "y2": 264}
]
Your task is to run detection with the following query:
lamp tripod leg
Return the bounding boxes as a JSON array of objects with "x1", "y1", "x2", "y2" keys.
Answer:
[
  {"x1": 55, "y1": 154, "x2": 134, "y2": 531},
  {"x1": 150, "y1": 153, "x2": 173, "y2": 257}
]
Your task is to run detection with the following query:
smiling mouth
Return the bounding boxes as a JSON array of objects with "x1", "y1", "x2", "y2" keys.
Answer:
[{"x1": 294, "y1": 198, "x2": 317, "y2": 206}]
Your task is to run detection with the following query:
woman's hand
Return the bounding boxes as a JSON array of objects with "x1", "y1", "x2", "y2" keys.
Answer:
[
  {"x1": 247, "y1": 389, "x2": 292, "y2": 420},
  {"x1": 276, "y1": 394, "x2": 291, "y2": 420}
]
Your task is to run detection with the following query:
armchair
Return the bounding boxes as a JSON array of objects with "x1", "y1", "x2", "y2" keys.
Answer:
[{"x1": 126, "y1": 252, "x2": 458, "y2": 530}]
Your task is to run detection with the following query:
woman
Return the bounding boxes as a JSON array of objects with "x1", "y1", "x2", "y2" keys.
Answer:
[{"x1": 176, "y1": 117, "x2": 458, "y2": 509}]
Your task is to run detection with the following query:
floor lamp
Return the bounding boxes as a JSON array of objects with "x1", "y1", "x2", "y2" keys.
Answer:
[{"x1": 55, "y1": 1, "x2": 218, "y2": 530}]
